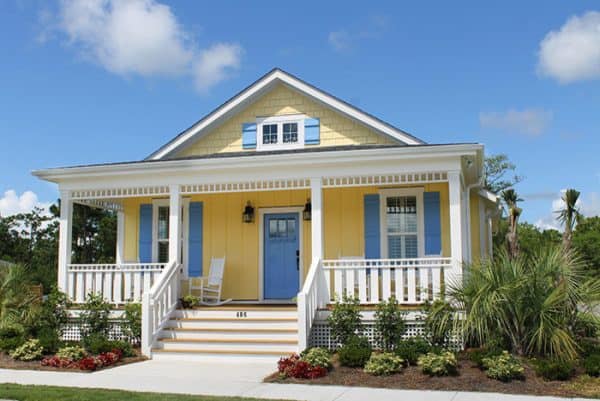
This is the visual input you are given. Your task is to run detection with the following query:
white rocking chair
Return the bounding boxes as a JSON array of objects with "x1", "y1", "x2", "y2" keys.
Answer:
[{"x1": 189, "y1": 257, "x2": 231, "y2": 305}]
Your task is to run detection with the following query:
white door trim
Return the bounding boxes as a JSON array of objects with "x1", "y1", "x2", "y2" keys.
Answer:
[{"x1": 258, "y1": 206, "x2": 304, "y2": 302}]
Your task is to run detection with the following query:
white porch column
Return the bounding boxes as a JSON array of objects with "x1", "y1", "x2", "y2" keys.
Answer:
[
  {"x1": 310, "y1": 177, "x2": 323, "y2": 260},
  {"x1": 57, "y1": 189, "x2": 73, "y2": 293},
  {"x1": 168, "y1": 184, "x2": 182, "y2": 264},
  {"x1": 448, "y1": 171, "x2": 463, "y2": 287},
  {"x1": 116, "y1": 210, "x2": 125, "y2": 265}
]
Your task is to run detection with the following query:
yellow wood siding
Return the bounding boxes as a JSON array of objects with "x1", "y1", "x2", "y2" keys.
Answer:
[
  {"x1": 176, "y1": 83, "x2": 397, "y2": 157},
  {"x1": 122, "y1": 184, "x2": 452, "y2": 300}
]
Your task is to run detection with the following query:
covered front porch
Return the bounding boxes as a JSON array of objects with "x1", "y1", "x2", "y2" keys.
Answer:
[{"x1": 47, "y1": 145, "x2": 485, "y2": 356}]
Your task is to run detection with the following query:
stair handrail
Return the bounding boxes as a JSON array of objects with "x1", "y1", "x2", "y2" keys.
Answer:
[
  {"x1": 297, "y1": 257, "x2": 327, "y2": 351},
  {"x1": 141, "y1": 260, "x2": 180, "y2": 356}
]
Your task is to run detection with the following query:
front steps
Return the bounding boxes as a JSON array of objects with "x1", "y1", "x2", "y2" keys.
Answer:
[{"x1": 151, "y1": 305, "x2": 299, "y2": 361}]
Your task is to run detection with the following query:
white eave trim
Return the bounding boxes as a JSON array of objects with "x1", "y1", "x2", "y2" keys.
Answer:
[
  {"x1": 32, "y1": 144, "x2": 482, "y2": 183},
  {"x1": 147, "y1": 69, "x2": 424, "y2": 160},
  {"x1": 478, "y1": 188, "x2": 498, "y2": 204}
]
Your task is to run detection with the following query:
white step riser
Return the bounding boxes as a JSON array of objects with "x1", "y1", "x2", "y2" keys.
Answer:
[
  {"x1": 174, "y1": 310, "x2": 297, "y2": 319},
  {"x1": 151, "y1": 352, "x2": 281, "y2": 363},
  {"x1": 167, "y1": 320, "x2": 297, "y2": 330},
  {"x1": 160, "y1": 330, "x2": 298, "y2": 341},
  {"x1": 156, "y1": 341, "x2": 297, "y2": 353}
]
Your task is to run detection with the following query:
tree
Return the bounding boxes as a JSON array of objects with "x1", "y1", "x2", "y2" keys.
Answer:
[
  {"x1": 501, "y1": 189, "x2": 522, "y2": 259},
  {"x1": 484, "y1": 154, "x2": 523, "y2": 194},
  {"x1": 572, "y1": 216, "x2": 600, "y2": 278},
  {"x1": 555, "y1": 189, "x2": 582, "y2": 250}
]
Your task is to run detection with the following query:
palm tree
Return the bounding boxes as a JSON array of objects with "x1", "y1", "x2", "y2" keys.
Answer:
[
  {"x1": 0, "y1": 264, "x2": 38, "y2": 327},
  {"x1": 501, "y1": 189, "x2": 522, "y2": 259},
  {"x1": 448, "y1": 247, "x2": 600, "y2": 361},
  {"x1": 556, "y1": 189, "x2": 582, "y2": 250}
]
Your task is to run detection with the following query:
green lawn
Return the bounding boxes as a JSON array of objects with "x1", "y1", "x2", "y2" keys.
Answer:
[{"x1": 0, "y1": 384, "x2": 281, "y2": 401}]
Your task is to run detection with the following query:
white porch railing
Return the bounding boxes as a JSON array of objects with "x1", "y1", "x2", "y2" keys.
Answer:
[
  {"x1": 322, "y1": 258, "x2": 453, "y2": 304},
  {"x1": 141, "y1": 260, "x2": 180, "y2": 356},
  {"x1": 66, "y1": 263, "x2": 166, "y2": 304},
  {"x1": 297, "y1": 257, "x2": 328, "y2": 351}
]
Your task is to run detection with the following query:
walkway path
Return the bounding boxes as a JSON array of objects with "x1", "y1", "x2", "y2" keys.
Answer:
[{"x1": 0, "y1": 360, "x2": 589, "y2": 401}]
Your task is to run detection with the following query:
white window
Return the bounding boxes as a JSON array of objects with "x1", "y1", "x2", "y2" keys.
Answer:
[
  {"x1": 153, "y1": 200, "x2": 170, "y2": 263},
  {"x1": 256, "y1": 114, "x2": 305, "y2": 150},
  {"x1": 380, "y1": 188, "x2": 424, "y2": 259}
]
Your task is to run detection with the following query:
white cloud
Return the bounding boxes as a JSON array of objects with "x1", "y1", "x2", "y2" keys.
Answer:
[
  {"x1": 534, "y1": 190, "x2": 600, "y2": 231},
  {"x1": 193, "y1": 43, "x2": 243, "y2": 94},
  {"x1": 51, "y1": 0, "x2": 242, "y2": 92},
  {"x1": 328, "y1": 30, "x2": 352, "y2": 52},
  {"x1": 537, "y1": 11, "x2": 600, "y2": 83},
  {"x1": 479, "y1": 109, "x2": 553, "y2": 136},
  {"x1": 0, "y1": 190, "x2": 51, "y2": 217},
  {"x1": 328, "y1": 15, "x2": 388, "y2": 53}
]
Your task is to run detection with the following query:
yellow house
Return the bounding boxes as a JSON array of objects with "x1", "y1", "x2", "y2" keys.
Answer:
[{"x1": 34, "y1": 69, "x2": 498, "y2": 360}]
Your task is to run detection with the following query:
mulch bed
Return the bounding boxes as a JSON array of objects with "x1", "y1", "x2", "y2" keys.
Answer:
[
  {"x1": 0, "y1": 351, "x2": 147, "y2": 373},
  {"x1": 265, "y1": 353, "x2": 599, "y2": 398}
]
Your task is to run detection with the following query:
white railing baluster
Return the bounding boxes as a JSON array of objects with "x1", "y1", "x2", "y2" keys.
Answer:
[
  {"x1": 370, "y1": 268, "x2": 379, "y2": 304},
  {"x1": 357, "y1": 268, "x2": 367, "y2": 303},
  {"x1": 65, "y1": 263, "x2": 166, "y2": 304},
  {"x1": 322, "y1": 257, "x2": 452, "y2": 306}
]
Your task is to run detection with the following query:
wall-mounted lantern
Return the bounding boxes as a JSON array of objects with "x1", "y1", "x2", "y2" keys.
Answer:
[
  {"x1": 242, "y1": 201, "x2": 255, "y2": 223},
  {"x1": 303, "y1": 198, "x2": 312, "y2": 221}
]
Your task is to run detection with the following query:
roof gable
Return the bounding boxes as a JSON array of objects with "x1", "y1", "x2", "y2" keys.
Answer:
[{"x1": 147, "y1": 68, "x2": 425, "y2": 160}]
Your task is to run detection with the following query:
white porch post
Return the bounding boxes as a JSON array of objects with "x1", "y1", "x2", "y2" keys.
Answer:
[
  {"x1": 57, "y1": 189, "x2": 73, "y2": 293},
  {"x1": 448, "y1": 171, "x2": 463, "y2": 288},
  {"x1": 116, "y1": 210, "x2": 125, "y2": 265},
  {"x1": 168, "y1": 184, "x2": 182, "y2": 264},
  {"x1": 310, "y1": 177, "x2": 323, "y2": 259}
]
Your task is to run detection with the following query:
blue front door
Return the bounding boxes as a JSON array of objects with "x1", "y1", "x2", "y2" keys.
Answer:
[{"x1": 264, "y1": 213, "x2": 300, "y2": 299}]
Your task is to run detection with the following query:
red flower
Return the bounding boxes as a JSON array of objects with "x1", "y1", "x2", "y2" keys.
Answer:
[{"x1": 277, "y1": 353, "x2": 327, "y2": 379}]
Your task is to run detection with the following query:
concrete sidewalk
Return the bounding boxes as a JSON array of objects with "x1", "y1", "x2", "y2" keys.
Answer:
[{"x1": 0, "y1": 360, "x2": 588, "y2": 401}]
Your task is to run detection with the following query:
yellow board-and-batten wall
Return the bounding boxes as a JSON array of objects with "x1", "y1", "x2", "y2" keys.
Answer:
[{"x1": 175, "y1": 83, "x2": 396, "y2": 157}]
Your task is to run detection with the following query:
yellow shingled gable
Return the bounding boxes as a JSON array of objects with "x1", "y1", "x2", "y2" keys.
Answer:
[{"x1": 176, "y1": 83, "x2": 398, "y2": 157}]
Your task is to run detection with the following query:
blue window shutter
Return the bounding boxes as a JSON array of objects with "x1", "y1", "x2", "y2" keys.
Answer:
[
  {"x1": 242, "y1": 122, "x2": 257, "y2": 149},
  {"x1": 139, "y1": 204, "x2": 153, "y2": 263},
  {"x1": 188, "y1": 202, "x2": 203, "y2": 277},
  {"x1": 304, "y1": 118, "x2": 320, "y2": 145},
  {"x1": 424, "y1": 192, "x2": 442, "y2": 255},
  {"x1": 364, "y1": 194, "x2": 380, "y2": 259}
]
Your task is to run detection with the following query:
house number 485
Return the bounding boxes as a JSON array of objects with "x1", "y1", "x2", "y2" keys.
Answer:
[{"x1": 236, "y1": 311, "x2": 247, "y2": 318}]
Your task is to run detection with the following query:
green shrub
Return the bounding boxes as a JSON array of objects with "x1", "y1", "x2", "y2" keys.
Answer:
[
  {"x1": 364, "y1": 352, "x2": 404, "y2": 376},
  {"x1": 338, "y1": 335, "x2": 372, "y2": 368},
  {"x1": 533, "y1": 358, "x2": 575, "y2": 381},
  {"x1": 122, "y1": 303, "x2": 141, "y2": 343},
  {"x1": 468, "y1": 346, "x2": 503, "y2": 368},
  {"x1": 10, "y1": 339, "x2": 44, "y2": 361},
  {"x1": 36, "y1": 326, "x2": 61, "y2": 354},
  {"x1": 374, "y1": 296, "x2": 405, "y2": 351},
  {"x1": 0, "y1": 325, "x2": 25, "y2": 352},
  {"x1": 482, "y1": 351, "x2": 524, "y2": 382},
  {"x1": 79, "y1": 293, "x2": 112, "y2": 339},
  {"x1": 300, "y1": 347, "x2": 331, "y2": 370},
  {"x1": 109, "y1": 340, "x2": 135, "y2": 357},
  {"x1": 327, "y1": 295, "x2": 362, "y2": 345},
  {"x1": 394, "y1": 337, "x2": 432, "y2": 365},
  {"x1": 56, "y1": 345, "x2": 87, "y2": 360},
  {"x1": 83, "y1": 333, "x2": 112, "y2": 354},
  {"x1": 583, "y1": 354, "x2": 600, "y2": 377},
  {"x1": 418, "y1": 352, "x2": 458, "y2": 376}
]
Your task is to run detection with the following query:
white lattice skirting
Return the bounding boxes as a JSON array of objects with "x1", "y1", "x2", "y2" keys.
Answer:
[
  {"x1": 61, "y1": 319, "x2": 134, "y2": 343},
  {"x1": 309, "y1": 318, "x2": 463, "y2": 351}
]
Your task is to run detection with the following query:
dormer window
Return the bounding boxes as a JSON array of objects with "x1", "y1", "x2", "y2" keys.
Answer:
[{"x1": 256, "y1": 114, "x2": 305, "y2": 150}]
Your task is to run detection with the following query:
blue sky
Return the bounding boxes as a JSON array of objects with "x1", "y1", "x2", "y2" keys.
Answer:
[{"x1": 1, "y1": 0, "x2": 599, "y2": 228}]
